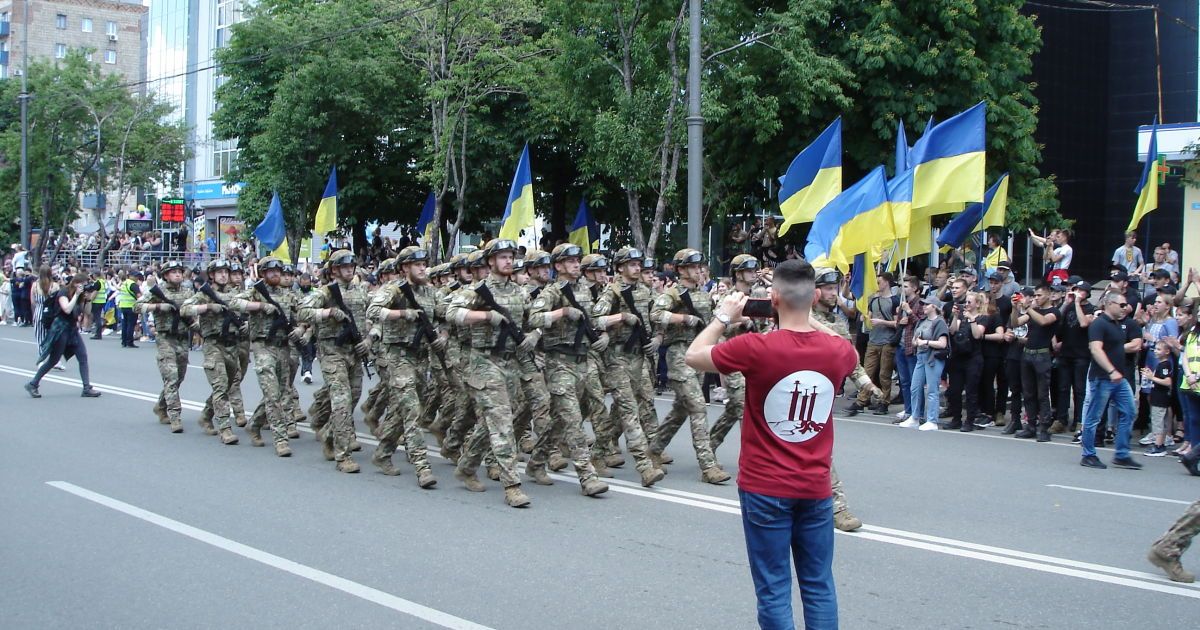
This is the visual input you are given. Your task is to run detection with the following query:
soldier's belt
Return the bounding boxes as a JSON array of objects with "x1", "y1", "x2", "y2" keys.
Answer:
[
  {"x1": 545, "y1": 349, "x2": 588, "y2": 363},
  {"x1": 468, "y1": 346, "x2": 515, "y2": 360},
  {"x1": 253, "y1": 336, "x2": 289, "y2": 347}
]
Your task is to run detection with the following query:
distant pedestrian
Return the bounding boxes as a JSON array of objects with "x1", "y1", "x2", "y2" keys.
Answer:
[
  {"x1": 1078, "y1": 292, "x2": 1141, "y2": 469},
  {"x1": 24, "y1": 273, "x2": 101, "y2": 399}
]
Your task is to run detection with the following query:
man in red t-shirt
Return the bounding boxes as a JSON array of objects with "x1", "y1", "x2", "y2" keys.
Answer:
[{"x1": 687, "y1": 258, "x2": 855, "y2": 630}]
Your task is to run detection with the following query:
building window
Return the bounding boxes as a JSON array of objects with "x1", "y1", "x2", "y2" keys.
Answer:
[
  {"x1": 212, "y1": 141, "x2": 239, "y2": 179},
  {"x1": 55, "y1": 44, "x2": 67, "y2": 59},
  {"x1": 104, "y1": 49, "x2": 116, "y2": 64},
  {"x1": 56, "y1": 14, "x2": 67, "y2": 29},
  {"x1": 85, "y1": 50, "x2": 94, "y2": 62},
  {"x1": 82, "y1": 18, "x2": 93, "y2": 33},
  {"x1": 106, "y1": 21, "x2": 118, "y2": 37}
]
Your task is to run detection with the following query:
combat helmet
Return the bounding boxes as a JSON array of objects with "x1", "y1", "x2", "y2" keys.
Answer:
[
  {"x1": 206, "y1": 259, "x2": 231, "y2": 274},
  {"x1": 258, "y1": 256, "x2": 285, "y2": 273},
  {"x1": 448, "y1": 254, "x2": 467, "y2": 271},
  {"x1": 581, "y1": 253, "x2": 609, "y2": 272},
  {"x1": 326, "y1": 249, "x2": 357, "y2": 268},
  {"x1": 397, "y1": 246, "x2": 430, "y2": 265},
  {"x1": 731, "y1": 254, "x2": 760, "y2": 272},
  {"x1": 229, "y1": 261, "x2": 245, "y2": 275},
  {"x1": 481, "y1": 238, "x2": 518, "y2": 258},
  {"x1": 378, "y1": 258, "x2": 398, "y2": 274},
  {"x1": 813, "y1": 266, "x2": 842, "y2": 287},
  {"x1": 466, "y1": 250, "x2": 487, "y2": 268},
  {"x1": 672, "y1": 248, "x2": 705, "y2": 267},
  {"x1": 161, "y1": 260, "x2": 186, "y2": 273},
  {"x1": 524, "y1": 249, "x2": 551, "y2": 268},
  {"x1": 550, "y1": 243, "x2": 584, "y2": 263},
  {"x1": 611, "y1": 246, "x2": 645, "y2": 266}
]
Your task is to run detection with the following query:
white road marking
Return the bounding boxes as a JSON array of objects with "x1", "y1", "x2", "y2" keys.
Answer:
[
  {"x1": 46, "y1": 481, "x2": 495, "y2": 630},
  {"x1": 7, "y1": 363, "x2": 1197, "y2": 600},
  {"x1": 1046, "y1": 484, "x2": 1193, "y2": 506},
  {"x1": 3, "y1": 337, "x2": 39, "y2": 345}
]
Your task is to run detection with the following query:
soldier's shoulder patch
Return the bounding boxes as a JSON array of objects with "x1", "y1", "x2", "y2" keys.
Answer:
[
  {"x1": 532, "y1": 298, "x2": 546, "y2": 309},
  {"x1": 654, "y1": 295, "x2": 672, "y2": 308}
]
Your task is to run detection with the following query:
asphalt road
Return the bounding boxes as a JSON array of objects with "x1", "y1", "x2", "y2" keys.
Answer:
[{"x1": 1, "y1": 326, "x2": 1198, "y2": 629}]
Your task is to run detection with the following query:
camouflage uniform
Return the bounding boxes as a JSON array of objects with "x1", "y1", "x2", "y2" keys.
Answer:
[
  {"x1": 180, "y1": 264, "x2": 244, "y2": 441},
  {"x1": 513, "y1": 270, "x2": 552, "y2": 453},
  {"x1": 136, "y1": 264, "x2": 192, "y2": 432},
  {"x1": 439, "y1": 256, "x2": 485, "y2": 461},
  {"x1": 709, "y1": 258, "x2": 772, "y2": 451},
  {"x1": 580, "y1": 274, "x2": 618, "y2": 463},
  {"x1": 298, "y1": 253, "x2": 371, "y2": 470},
  {"x1": 1149, "y1": 499, "x2": 1200, "y2": 583},
  {"x1": 429, "y1": 267, "x2": 462, "y2": 440}
]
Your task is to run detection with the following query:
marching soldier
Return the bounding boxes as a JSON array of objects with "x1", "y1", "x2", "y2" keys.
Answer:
[
  {"x1": 298, "y1": 251, "x2": 372, "y2": 473},
  {"x1": 709, "y1": 254, "x2": 770, "y2": 451},
  {"x1": 228, "y1": 261, "x2": 252, "y2": 427},
  {"x1": 281, "y1": 264, "x2": 305, "y2": 438},
  {"x1": 439, "y1": 251, "x2": 490, "y2": 464},
  {"x1": 512, "y1": 250, "x2": 564, "y2": 469},
  {"x1": 447, "y1": 239, "x2": 544, "y2": 507},
  {"x1": 365, "y1": 247, "x2": 438, "y2": 488},
  {"x1": 361, "y1": 258, "x2": 399, "y2": 436},
  {"x1": 180, "y1": 259, "x2": 243, "y2": 445},
  {"x1": 591, "y1": 246, "x2": 666, "y2": 487},
  {"x1": 579, "y1": 254, "x2": 622, "y2": 473},
  {"x1": 649, "y1": 248, "x2": 731, "y2": 484},
  {"x1": 136, "y1": 260, "x2": 193, "y2": 434}
]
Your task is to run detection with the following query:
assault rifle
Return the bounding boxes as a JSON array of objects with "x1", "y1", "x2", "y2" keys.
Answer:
[
  {"x1": 149, "y1": 285, "x2": 184, "y2": 337},
  {"x1": 620, "y1": 285, "x2": 650, "y2": 353},
  {"x1": 253, "y1": 280, "x2": 294, "y2": 343},
  {"x1": 198, "y1": 283, "x2": 244, "y2": 343},
  {"x1": 474, "y1": 282, "x2": 525, "y2": 353},
  {"x1": 398, "y1": 281, "x2": 445, "y2": 368},
  {"x1": 328, "y1": 282, "x2": 374, "y2": 378},
  {"x1": 560, "y1": 283, "x2": 600, "y2": 351}
]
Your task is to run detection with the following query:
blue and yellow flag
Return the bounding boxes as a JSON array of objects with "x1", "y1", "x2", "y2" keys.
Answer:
[
  {"x1": 894, "y1": 119, "x2": 910, "y2": 176},
  {"x1": 850, "y1": 252, "x2": 880, "y2": 329},
  {"x1": 313, "y1": 166, "x2": 338, "y2": 234},
  {"x1": 499, "y1": 144, "x2": 535, "y2": 241},
  {"x1": 910, "y1": 103, "x2": 986, "y2": 210},
  {"x1": 977, "y1": 173, "x2": 1009, "y2": 231},
  {"x1": 416, "y1": 191, "x2": 437, "y2": 247},
  {"x1": 804, "y1": 165, "x2": 888, "y2": 270},
  {"x1": 254, "y1": 190, "x2": 287, "y2": 252},
  {"x1": 828, "y1": 168, "x2": 900, "y2": 269},
  {"x1": 937, "y1": 174, "x2": 1010, "y2": 249},
  {"x1": 569, "y1": 199, "x2": 600, "y2": 253},
  {"x1": 1128, "y1": 118, "x2": 1159, "y2": 232},
  {"x1": 778, "y1": 118, "x2": 842, "y2": 236}
]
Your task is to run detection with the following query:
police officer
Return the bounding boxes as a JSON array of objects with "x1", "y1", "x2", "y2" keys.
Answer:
[
  {"x1": 366, "y1": 247, "x2": 438, "y2": 488},
  {"x1": 181, "y1": 259, "x2": 244, "y2": 445},
  {"x1": 117, "y1": 271, "x2": 140, "y2": 347},
  {"x1": 298, "y1": 251, "x2": 372, "y2": 473},
  {"x1": 649, "y1": 249, "x2": 731, "y2": 484},
  {"x1": 136, "y1": 260, "x2": 193, "y2": 433},
  {"x1": 448, "y1": 239, "x2": 544, "y2": 507}
]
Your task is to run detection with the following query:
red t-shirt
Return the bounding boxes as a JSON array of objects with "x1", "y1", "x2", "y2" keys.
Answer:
[{"x1": 711, "y1": 328, "x2": 857, "y2": 499}]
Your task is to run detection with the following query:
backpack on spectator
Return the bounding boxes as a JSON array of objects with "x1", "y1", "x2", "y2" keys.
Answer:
[
  {"x1": 40, "y1": 290, "x2": 63, "y2": 331},
  {"x1": 949, "y1": 315, "x2": 974, "y2": 357}
]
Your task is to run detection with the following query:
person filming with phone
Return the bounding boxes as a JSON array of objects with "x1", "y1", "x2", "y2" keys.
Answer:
[{"x1": 24, "y1": 273, "x2": 103, "y2": 399}]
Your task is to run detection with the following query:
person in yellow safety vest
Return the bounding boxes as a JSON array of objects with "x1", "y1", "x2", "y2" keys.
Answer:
[
  {"x1": 117, "y1": 271, "x2": 142, "y2": 348},
  {"x1": 90, "y1": 274, "x2": 107, "y2": 340}
]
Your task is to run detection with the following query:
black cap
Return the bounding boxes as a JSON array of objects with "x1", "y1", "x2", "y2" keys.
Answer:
[
  {"x1": 1073, "y1": 280, "x2": 1092, "y2": 292},
  {"x1": 1150, "y1": 269, "x2": 1172, "y2": 279},
  {"x1": 1019, "y1": 285, "x2": 1037, "y2": 297},
  {"x1": 996, "y1": 260, "x2": 1012, "y2": 271},
  {"x1": 1109, "y1": 268, "x2": 1129, "y2": 282}
]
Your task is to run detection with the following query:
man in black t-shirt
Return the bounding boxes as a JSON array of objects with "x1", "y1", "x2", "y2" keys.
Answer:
[
  {"x1": 1013, "y1": 284, "x2": 1058, "y2": 441},
  {"x1": 1054, "y1": 280, "x2": 1094, "y2": 432},
  {"x1": 1079, "y1": 292, "x2": 1142, "y2": 470}
]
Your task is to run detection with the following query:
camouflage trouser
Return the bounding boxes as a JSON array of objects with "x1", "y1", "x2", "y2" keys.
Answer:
[
  {"x1": 374, "y1": 345, "x2": 431, "y2": 473},
  {"x1": 250, "y1": 341, "x2": 292, "y2": 445},
  {"x1": 593, "y1": 349, "x2": 655, "y2": 473},
  {"x1": 442, "y1": 344, "x2": 480, "y2": 456},
  {"x1": 639, "y1": 358, "x2": 660, "y2": 443},
  {"x1": 363, "y1": 343, "x2": 390, "y2": 424},
  {"x1": 429, "y1": 341, "x2": 461, "y2": 435},
  {"x1": 652, "y1": 344, "x2": 719, "y2": 471},
  {"x1": 1152, "y1": 499, "x2": 1200, "y2": 560},
  {"x1": 419, "y1": 352, "x2": 447, "y2": 430},
  {"x1": 457, "y1": 349, "x2": 523, "y2": 487},
  {"x1": 309, "y1": 383, "x2": 331, "y2": 432},
  {"x1": 832, "y1": 464, "x2": 849, "y2": 515},
  {"x1": 513, "y1": 352, "x2": 549, "y2": 446},
  {"x1": 582, "y1": 353, "x2": 615, "y2": 456},
  {"x1": 237, "y1": 341, "x2": 251, "y2": 387},
  {"x1": 317, "y1": 340, "x2": 363, "y2": 461},
  {"x1": 709, "y1": 371, "x2": 745, "y2": 450},
  {"x1": 152, "y1": 336, "x2": 189, "y2": 423},
  {"x1": 198, "y1": 342, "x2": 243, "y2": 431},
  {"x1": 251, "y1": 343, "x2": 304, "y2": 429},
  {"x1": 527, "y1": 352, "x2": 599, "y2": 485}
]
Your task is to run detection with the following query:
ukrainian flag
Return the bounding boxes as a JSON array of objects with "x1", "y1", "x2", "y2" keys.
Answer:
[
  {"x1": 1127, "y1": 118, "x2": 1159, "y2": 232},
  {"x1": 313, "y1": 166, "x2": 338, "y2": 234},
  {"x1": 804, "y1": 165, "x2": 888, "y2": 270},
  {"x1": 976, "y1": 173, "x2": 1009, "y2": 231},
  {"x1": 894, "y1": 119, "x2": 910, "y2": 176},
  {"x1": 778, "y1": 118, "x2": 842, "y2": 237},
  {"x1": 828, "y1": 169, "x2": 900, "y2": 269},
  {"x1": 569, "y1": 199, "x2": 600, "y2": 254},
  {"x1": 938, "y1": 174, "x2": 1010, "y2": 249},
  {"x1": 416, "y1": 191, "x2": 437, "y2": 248},
  {"x1": 910, "y1": 102, "x2": 986, "y2": 210},
  {"x1": 850, "y1": 252, "x2": 879, "y2": 330},
  {"x1": 499, "y1": 144, "x2": 535, "y2": 241}
]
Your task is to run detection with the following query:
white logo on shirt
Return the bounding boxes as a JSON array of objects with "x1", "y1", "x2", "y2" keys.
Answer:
[{"x1": 761, "y1": 370, "x2": 835, "y2": 443}]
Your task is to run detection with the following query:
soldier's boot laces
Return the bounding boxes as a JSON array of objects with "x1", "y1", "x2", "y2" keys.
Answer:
[
  {"x1": 416, "y1": 469, "x2": 437, "y2": 489},
  {"x1": 640, "y1": 467, "x2": 666, "y2": 488},
  {"x1": 1149, "y1": 548, "x2": 1195, "y2": 583},
  {"x1": 547, "y1": 453, "x2": 569, "y2": 472},
  {"x1": 455, "y1": 469, "x2": 486, "y2": 492},
  {"x1": 249, "y1": 426, "x2": 265, "y2": 448},
  {"x1": 486, "y1": 465, "x2": 502, "y2": 481},
  {"x1": 526, "y1": 464, "x2": 554, "y2": 486},
  {"x1": 701, "y1": 466, "x2": 732, "y2": 484},
  {"x1": 581, "y1": 478, "x2": 609, "y2": 497},
  {"x1": 169, "y1": 419, "x2": 183, "y2": 434},
  {"x1": 275, "y1": 441, "x2": 292, "y2": 458},
  {"x1": 604, "y1": 453, "x2": 626, "y2": 468},
  {"x1": 219, "y1": 428, "x2": 239, "y2": 445},
  {"x1": 286, "y1": 424, "x2": 300, "y2": 440},
  {"x1": 834, "y1": 510, "x2": 863, "y2": 532},
  {"x1": 372, "y1": 450, "x2": 400, "y2": 476},
  {"x1": 504, "y1": 485, "x2": 531, "y2": 508},
  {"x1": 336, "y1": 458, "x2": 360, "y2": 474}
]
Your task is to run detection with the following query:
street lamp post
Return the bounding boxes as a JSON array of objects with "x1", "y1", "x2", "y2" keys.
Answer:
[
  {"x1": 18, "y1": 0, "x2": 30, "y2": 252},
  {"x1": 685, "y1": 0, "x2": 702, "y2": 252}
]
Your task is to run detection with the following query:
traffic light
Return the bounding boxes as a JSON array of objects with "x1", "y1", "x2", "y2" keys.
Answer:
[{"x1": 160, "y1": 198, "x2": 186, "y2": 222}]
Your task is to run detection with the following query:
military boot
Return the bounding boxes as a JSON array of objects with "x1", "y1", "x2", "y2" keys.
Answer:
[
  {"x1": 591, "y1": 457, "x2": 614, "y2": 478},
  {"x1": 455, "y1": 469, "x2": 486, "y2": 492},
  {"x1": 430, "y1": 427, "x2": 446, "y2": 448},
  {"x1": 604, "y1": 453, "x2": 626, "y2": 468},
  {"x1": 321, "y1": 435, "x2": 335, "y2": 461},
  {"x1": 701, "y1": 466, "x2": 732, "y2": 484},
  {"x1": 199, "y1": 418, "x2": 217, "y2": 436},
  {"x1": 486, "y1": 464, "x2": 502, "y2": 481},
  {"x1": 581, "y1": 477, "x2": 609, "y2": 497},
  {"x1": 547, "y1": 453, "x2": 569, "y2": 472},
  {"x1": 372, "y1": 449, "x2": 400, "y2": 476},
  {"x1": 336, "y1": 458, "x2": 360, "y2": 473},
  {"x1": 416, "y1": 469, "x2": 437, "y2": 489},
  {"x1": 275, "y1": 441, "x2": 292, "y2": 458},
  {"x1": 640, "y1": 467, "x2": 666, "y2": 488},
  {"x1": 363, "y1": 413, "x2": 380, "y2": 438},
  {"x1": 350, "y1": 438, "x2": 362, "y2": 452},
  {"x1": 519, "y1": 435, "x2": 536, "y2": 454},
  {"x1": 1149, "y1": 548, "x2": 1195, "y2": 583},
  {"x1": 441, "y1": 447, "x2": 460, "y2": 465},
  {"x1": 834, "y1": 510, "x2": 863, "y2": 532},
  {"x1": 154, "y1": 404, "x2": 169, "y2": 424},
  {"x1": 653, "y1": 451, "x2": 674, "y2": 465},
  {"x1": 248, "y1": 426, "x2": 265, "y2": 447},
  {"x1": 235, "y1": 414, "x2": 247, "y2": 428},
  {"x1": 169, "y1": 419, "x2": 183, "y2": 434},
  {"x1": 504, "y1": 485, "x2": 531, "y2": 508},
  {"x1": 219, "y1": 428, "x2": 239, "y2": 445},
  {"x1": 286, "y1": 423, "x2": 300, "y2": 440},
  {"x1": 526, "y1": 463, "x2": 554, "y2": 486}
]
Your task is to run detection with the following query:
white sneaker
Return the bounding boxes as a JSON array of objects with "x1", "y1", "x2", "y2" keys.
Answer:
[
  {"x1": 1138, "y1": 435, "x2": 1154, "y2": 446},
  {"x1": 1164, "y1": 437, "x2": 1176, "y2": 447},
  {"x1": 895, "y1": 410, "x2": 908, "y2": 419},
  {"x1": 898, "y1": 418, "x2": 919, "y2": 428},
  {"x1": 303, "y1": 371, "x2": 313, "y2": 384},
  {"x1": 919, "y1": 422, "x2": 940, "y2": 431}
]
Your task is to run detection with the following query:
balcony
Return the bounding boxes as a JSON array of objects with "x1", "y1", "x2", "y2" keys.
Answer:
[
  {"x1": 0, "y1": 21, "x2": 9, "y2": 37},
  {"x1": 0, "y1": 51, "x2": 8, "y2": 66}
]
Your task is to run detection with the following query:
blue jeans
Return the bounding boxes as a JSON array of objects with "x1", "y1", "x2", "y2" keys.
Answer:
[
  {"x1": 1179, "y1": 390, "x2": 1200, "y2": 446},
  {"x1": 910, "y1": 352, "x2": 945, "y2": 424},
  {"x1": 894, "y1": 350, "x2": 916, "y2": 415},
  {"x1": 1080, "y1": 378, "x2": 1135, "y2": 459},
  {"x1": 739, "y1": 490, "x2": 838, "y2": 630}
]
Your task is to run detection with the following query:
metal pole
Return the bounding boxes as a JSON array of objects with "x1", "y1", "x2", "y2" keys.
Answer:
[
  {"x1": 18, "y1": 0, "x2": 30, "y2": 251},
  {"x1": 685, "y1": 0, "x2": 702, "y2": 251}
]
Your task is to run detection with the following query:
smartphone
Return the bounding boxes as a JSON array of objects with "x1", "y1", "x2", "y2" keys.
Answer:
[{"x1": 743, "y1": 298, "x2": 774, "y2": 318}]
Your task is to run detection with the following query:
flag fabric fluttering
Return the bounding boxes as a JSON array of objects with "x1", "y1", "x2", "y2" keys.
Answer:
[
  {"x1": 254, "y1": 191, "x2": 287, "y2": 251},
  {"x1": 910, "y1": 102, "x2": 986, "y2": 210},
  {"x1": 977, "y1": 173, "x2": 1009, "y2": 231},
  {"x1": 569, "y1": 199, "x2": 600, "y2": 254},
  {"x1": 499, "y1": 144, "x2": 535, "y2": 241},
  {"x1": 416, "y1": 191, "x2": 437, "y2": 247},
  {"x1": 803, "y1": 165, "x2": 888, "y2": 270},
  {"x1": 850, "y1": 252, "x2": 879, "y2": 330},
  {"x1": 1127, "y1": 118, "x2": 1159, "y2": 232},
  {"x1": 937, "y1": 174, "x2": 1010, "y2": 249},
  {"x1": 894, "y1": 119, "x2": 910, "y2": 176},
  {"x1": 313, "y1": 166, "x2": 338, "y2": 234},
  {"x1": 778, "y1": 118, "x2": 842, "y2": 236}
]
